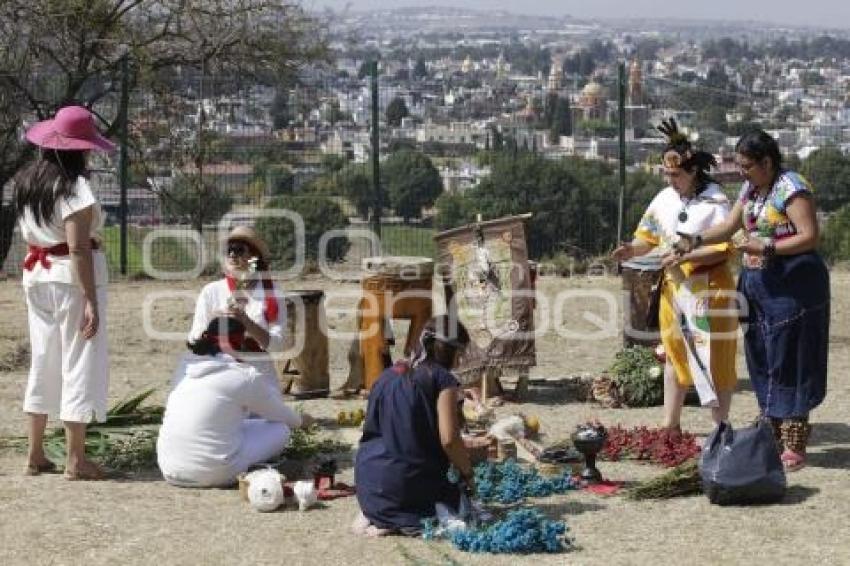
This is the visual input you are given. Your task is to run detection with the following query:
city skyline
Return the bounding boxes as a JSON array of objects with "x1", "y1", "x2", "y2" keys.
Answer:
[{"x1": 311, "y1": 0, "x2": 850, "y2": 30}]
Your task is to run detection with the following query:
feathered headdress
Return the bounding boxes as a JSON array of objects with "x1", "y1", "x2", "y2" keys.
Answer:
[
  {"x1": 657, "y1": 117, "x2": 689, "y2": 147},
  {"x1": 657, "y1": 117, "x2": 717, "y2": 172}
]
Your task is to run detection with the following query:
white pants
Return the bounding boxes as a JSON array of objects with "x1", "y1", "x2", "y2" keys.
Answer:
[
  {"x1": 22, "y1": 283, "x2": 109, "y2": 423},
  {"x1": 160, "y1": 419, "x2": 290, "y2": 488}
]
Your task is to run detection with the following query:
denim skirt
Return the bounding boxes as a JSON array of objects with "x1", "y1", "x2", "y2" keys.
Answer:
[{"x1": 738, "y1": 252, "x2": 830, "y2": 418}]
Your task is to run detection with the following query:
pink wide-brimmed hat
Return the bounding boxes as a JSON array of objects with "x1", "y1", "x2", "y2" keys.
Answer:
[{"x1": 25, "y1": 105, "x2": 116, "y2": 152}]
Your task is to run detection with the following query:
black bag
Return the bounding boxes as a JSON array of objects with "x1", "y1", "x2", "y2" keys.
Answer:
[
  {"x1": 699, "y1": 420, "x2": 786, "y2": 505},
  {"x1": 645, "y1": 273, "x2": 663, "y2": 330}
]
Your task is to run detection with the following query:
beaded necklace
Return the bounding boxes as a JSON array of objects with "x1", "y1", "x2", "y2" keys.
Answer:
[{"x1": 746, "y1": 184, "x2": 775, "y2": 231}]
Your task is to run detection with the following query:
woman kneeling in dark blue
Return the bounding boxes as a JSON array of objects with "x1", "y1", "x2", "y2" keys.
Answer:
[{"x1": 353, "y1": 315, "x2": 474, "y2": 537}]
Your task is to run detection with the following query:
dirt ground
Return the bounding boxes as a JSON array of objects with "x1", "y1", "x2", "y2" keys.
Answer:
[{"x1": 0, "y1": 272, "x2": 848, "y2": 566}]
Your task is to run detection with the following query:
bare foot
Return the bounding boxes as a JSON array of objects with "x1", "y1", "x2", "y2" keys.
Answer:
[
  {"x1": 24, "y1": 457, "x2": 57, "y2": 476},
  {"x1": 365, "y1": 525, "x2": 391, "y2": 537},
  {"x1": 351, "y1": 511, "x2": 371, "y2": 536},
  {"x1": 351, "y1": 512, "x2": 392, "y2": 537}
]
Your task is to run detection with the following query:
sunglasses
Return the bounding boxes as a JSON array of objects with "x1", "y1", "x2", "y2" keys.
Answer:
[{"x1": 227, "y1": 242, "x2": 251, "y2": 257}]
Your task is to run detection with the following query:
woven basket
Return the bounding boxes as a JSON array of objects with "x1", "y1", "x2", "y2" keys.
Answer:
[{"x1": 463, "y1": 435, "x2": 494, "y2": 465}]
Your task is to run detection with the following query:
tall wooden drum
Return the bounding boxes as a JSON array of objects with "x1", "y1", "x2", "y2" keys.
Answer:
[
  {"x1": 359, "y1": 256, "x2": 434, "y2": 390},
  {"x1": 621, "y1": 257, "x2": 663, "y2": 348},
  {"x1": 277, "y1": 290, "x2": 330, "y2": 395}
]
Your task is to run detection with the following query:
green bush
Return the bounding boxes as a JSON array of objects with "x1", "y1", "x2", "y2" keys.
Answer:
[
  {"x1": 610, "y1": 346, "x2": 664, "y2": 407},
  {"x1": 255, "y1": 195, "x2": 350, "y2": 270}
]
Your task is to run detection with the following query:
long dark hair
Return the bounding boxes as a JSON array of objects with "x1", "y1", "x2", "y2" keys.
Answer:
[
  {"x1": 735, "y1": 129, "x2": 783, "y2": 173},
  {"x1": 13, "y1": 149, "x2": 88, "y2": 226},
  {"x1": 187, "y1": 316, "x2": 247, "y2": 357},
  {"x1": 417, "y1": 314, "x2": 471, "y2": 369}
]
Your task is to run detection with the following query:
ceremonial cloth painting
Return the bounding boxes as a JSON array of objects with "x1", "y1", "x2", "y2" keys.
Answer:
[{"x1": 434, "y1": 214, "x2": 536, "y2": 378}]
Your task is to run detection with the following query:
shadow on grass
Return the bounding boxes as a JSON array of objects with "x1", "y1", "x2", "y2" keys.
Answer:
[
  {"x1": 806, "y1": 447, "x2": 850, "y2": 470},
  {"x1": 780, "y1": 485, "x2": 821, "y2": 505},
  {"x1": 530, "y1": 499, "x2": 608, "y2": 517},
  {"x1": 512, "y1": 381, "x2": 589, "y2": 406},
  {"x1": 809, "y1": 422, "x2": 850, "y2": 446}
]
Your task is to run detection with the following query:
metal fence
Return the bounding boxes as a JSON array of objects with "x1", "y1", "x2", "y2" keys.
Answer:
[{"x1": 3, "y1": 56, "x2": 849, "y2": 278}]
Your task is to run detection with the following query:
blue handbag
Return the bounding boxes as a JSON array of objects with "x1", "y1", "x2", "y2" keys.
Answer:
[{"x1": 699, "y1": 419, "x2": 787, "y2": 505}]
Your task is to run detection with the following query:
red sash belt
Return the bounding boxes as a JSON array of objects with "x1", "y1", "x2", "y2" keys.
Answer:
[{"x1": 23, "y1": 239, "x2": 100, "y2": 271}]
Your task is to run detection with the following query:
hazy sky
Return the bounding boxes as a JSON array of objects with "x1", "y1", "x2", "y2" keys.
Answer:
[{"x1": 309, "y1": 0, "x2": 850, "y2": 30}]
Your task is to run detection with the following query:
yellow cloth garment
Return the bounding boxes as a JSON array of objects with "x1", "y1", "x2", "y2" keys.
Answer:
[
  {"x1": 634, "y1": 184, "x2": 737, "y2": 391},
  {"x1": 658, "y1": 261, "x2": 737, "y2": 391}
]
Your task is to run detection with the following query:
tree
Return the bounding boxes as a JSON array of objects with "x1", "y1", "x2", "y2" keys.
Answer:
[
  {"x1": 271, "y1": 168, "x2": 295, "y2": 196},
  {"x1": 321, "y1": 154, "x2": 348, "y2": 174},
  {"x1": 434, "y1": 192, "x2": 474, "y2": 231},
  {"x1": 800, "y1": 71, "x2": 825, "y2": 90},
  {"x1": 271, "y1": 89, "x2": 291, "y2": 130},
  {"x1": 413, "y1": 58, "x2": 428, "y2": 79},
  {"x1": 697, "y1": 105, "x2": 729, "y2": 132},
  {"x1": 623, "y1": 170, "x2": 664, "y2": 230},
  {"x1": 255, "y1": 195, "x2": 350, "y2": 269},
  {"x1": 549, "y1": 96, "x2": 572, "y2": 144},
  {"x1": 543, "y1": 92, "x2": 559, "y2": 128},
  {"x1": 577, "y1": 119, "x2": 617, "y2": 138},
  {"x1": 334, "y1": 165, "x2": 372, "y2": 219},
  {"x1": 382, "y1": 150, "x2": 443, "y2": 222},
  {"x1": 444, "y1": 153, "x2": 622, "y2": 258},
  {"x1": 253, "y1": 161, "x2": 295, "y2": 197},
  {"x1": 357, "y1": 62, "x2": 370, "y2": 80},
  {"x1": 821, "y1": 204, "x2": 850, "y2": 264},
  {"x1": 305, "y1": 162, "x2": 371, "y2": 218},
  {"x1": 161, "y1": 175, "x2": 233, "y2": 226},
  {"x1": 0, "y1": 0, "x2": 328, "y2": 263},
  {"x1": 801, "y1": 147, "x2": 850, "y2": 212},
  {"x1": 386, "y1": 96, "x2": 409, "y2": 127}
]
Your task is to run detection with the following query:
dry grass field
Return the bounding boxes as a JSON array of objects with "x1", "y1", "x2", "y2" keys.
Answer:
[{"x1": 0, "y1": 272, "x2": 848, "y2": 565}]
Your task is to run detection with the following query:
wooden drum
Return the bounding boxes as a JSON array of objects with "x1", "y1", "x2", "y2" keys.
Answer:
[
  {"x1": 277, "y1": 290, "x2": 330, "y2": 396},
  {"x1": 621, "y1": 256, "x2": 663, "y2": 348},
  {"x1": 359, "y1": 256, "x2": 435, "y2": 390}
]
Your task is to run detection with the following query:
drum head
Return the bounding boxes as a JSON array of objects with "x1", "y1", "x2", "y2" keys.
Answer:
[{"x1": 362, "y1": 256, "x2": 434, "y2": 279}]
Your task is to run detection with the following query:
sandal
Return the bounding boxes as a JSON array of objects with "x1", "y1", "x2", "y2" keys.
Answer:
[
  {"x1": 24, "y1": 460, "x2": 58, "y2": 476},
  {"x1": 780, "y1": 450, "x2": 806, "y2": 472},
  {"x1": 64, "y1": 462, "x2": 107, "y2": 481}
]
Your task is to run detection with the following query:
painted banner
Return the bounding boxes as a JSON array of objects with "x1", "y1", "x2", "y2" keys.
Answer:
[{"x1": 434, "y1": 214, "x2": 536, "y2": 379}]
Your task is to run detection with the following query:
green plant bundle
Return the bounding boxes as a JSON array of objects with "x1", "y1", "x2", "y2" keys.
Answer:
[
  {"x1": 103, "y1": 388, "x2": 164, "y2": 427},
  {"x1": 625, "y1": 459, "x2": 702, "y2": 500},
  {"x1": 609, "y1": 346, "x2": 663, "y2": 407},
  {"x1": 282, "y1": 425, "x2": 351, "y2": 461},
  {"x1": 42, "y1": 427, "x2": 160, "y2": 473},
  {"x1": 1, "y1": 389, "x2": 164, "y2": 473}
]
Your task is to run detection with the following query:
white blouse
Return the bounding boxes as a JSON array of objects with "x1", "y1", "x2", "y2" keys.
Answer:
[
  {"x1": 188, "y1": 278, "x2": 286, "y2": 384},
  {"x1": 19, "y1": 176, "x2": 108, "y2": 287}
]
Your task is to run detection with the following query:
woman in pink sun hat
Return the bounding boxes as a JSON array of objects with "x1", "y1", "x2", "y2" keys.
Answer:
[{"x1": 12, "y1": 105, "x2": 115, "y2": 480}]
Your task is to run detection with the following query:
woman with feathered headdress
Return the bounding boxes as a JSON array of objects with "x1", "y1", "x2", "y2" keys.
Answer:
[{"x1": 612, "y1": 118, "x2": 738, "y2": 432}]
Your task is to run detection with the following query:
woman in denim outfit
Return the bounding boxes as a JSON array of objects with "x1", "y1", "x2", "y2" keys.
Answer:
[{"x1": 677, "y1": 130, "x2": 830, "y2": 471}]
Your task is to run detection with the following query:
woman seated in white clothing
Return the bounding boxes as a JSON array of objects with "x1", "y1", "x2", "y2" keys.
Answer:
[
  {"x1": 157, "y1": 317, "x2": 312, "y2": 488},
  {"x1": 186, "y1": 226, "x2": 285, "y2": 391}
]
